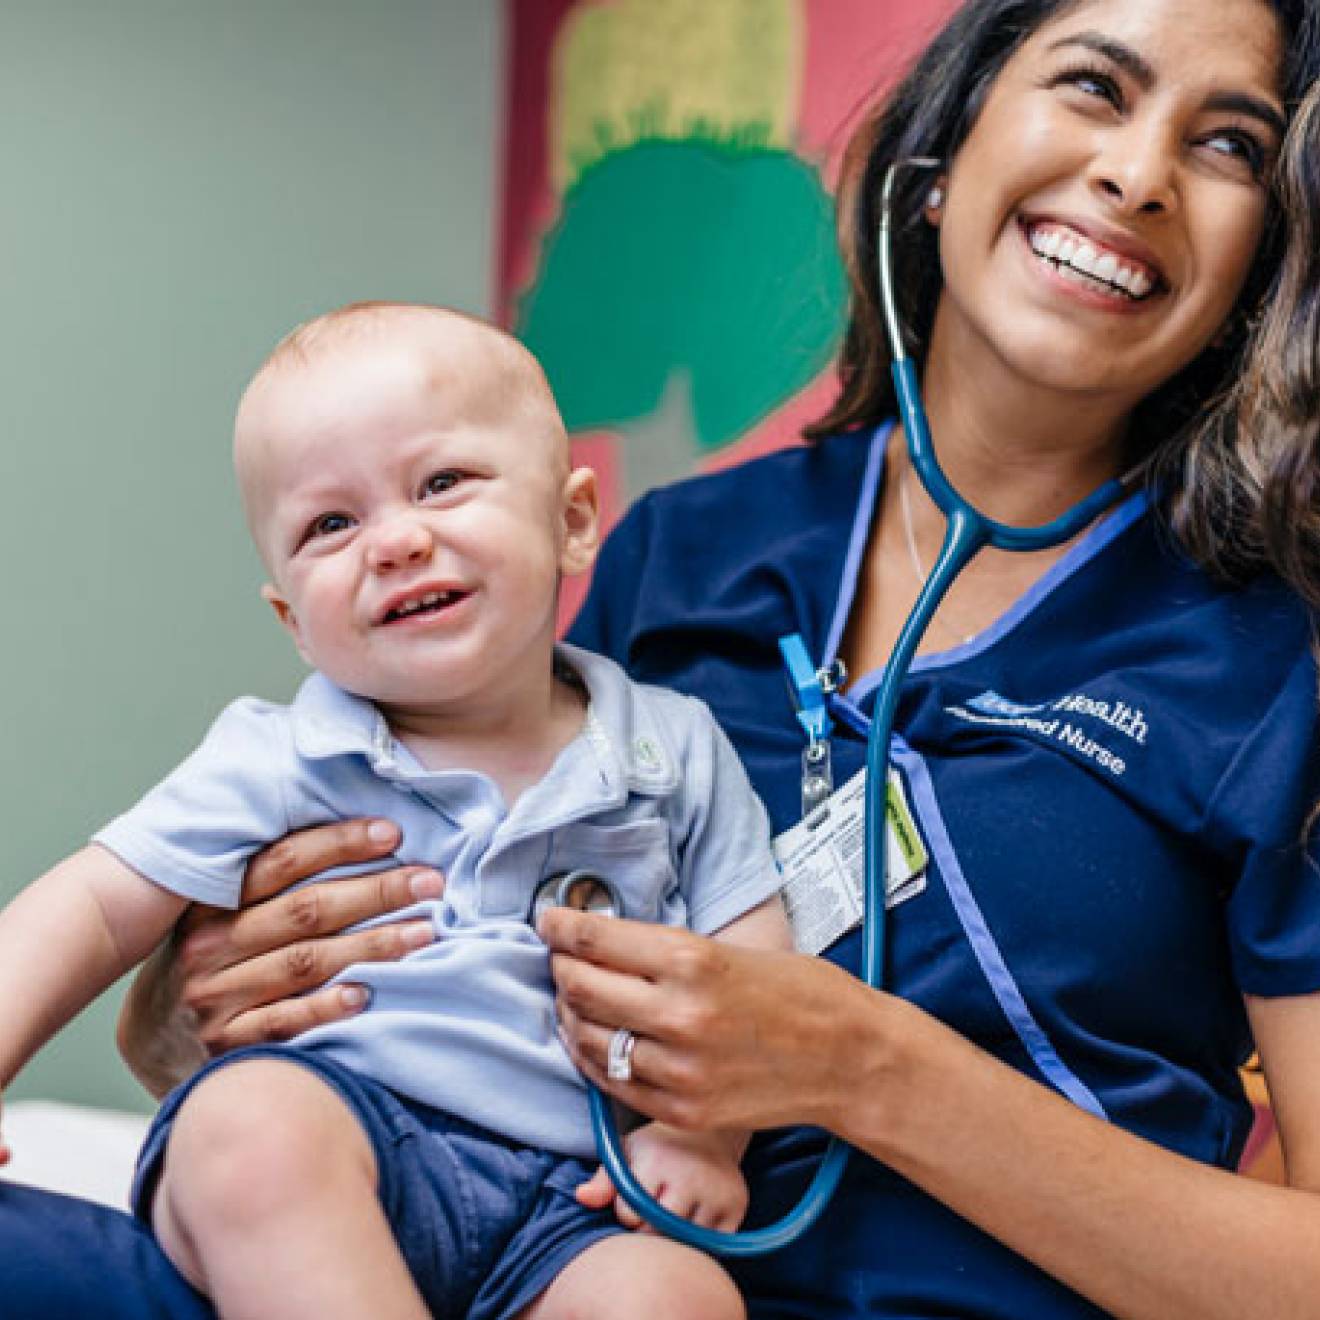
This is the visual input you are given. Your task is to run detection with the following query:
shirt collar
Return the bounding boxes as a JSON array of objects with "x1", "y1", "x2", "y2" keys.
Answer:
[
  {"x1": 557, "y1": 643, "x2": 679, "y2": 797},
  {"x1": 289, "y1": 672, "x2": 394, "y2": 764},
  {"x1": 287, "y1": 646, "x2": 680, "y2": 797}
]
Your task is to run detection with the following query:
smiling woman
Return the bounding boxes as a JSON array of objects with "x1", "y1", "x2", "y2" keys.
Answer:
[
  {"x1": 8, "y1": 1, "x2": 1320, "y2": 1318},
  {"x1": 557, "y1": 3, "x2": 1320, "y2": 1315}
]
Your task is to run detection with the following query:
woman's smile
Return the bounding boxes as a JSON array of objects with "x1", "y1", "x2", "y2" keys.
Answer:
[
  {"x1": 1019, "y1": 216, "x2": 1163, "y2": 302},
  {"x1": 1014, "y1": 216, "x2": 1165, "y2": 317}
]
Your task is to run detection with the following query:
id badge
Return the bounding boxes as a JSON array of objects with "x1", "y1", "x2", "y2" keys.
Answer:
[{"x1": 772, "y1": 767, "x2": 928, "y2": 956}]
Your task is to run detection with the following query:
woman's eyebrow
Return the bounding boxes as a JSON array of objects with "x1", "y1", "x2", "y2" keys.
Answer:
[
  {"x1": 1047, "y1": 31, "x2": 1155, "y2": 88},
  {"x1": 1205, "y1": 91, "x2": 1286, "y2": 140},
  {"x1": 1046, "y1": 30, "x2": 1286, "y2": 138}
]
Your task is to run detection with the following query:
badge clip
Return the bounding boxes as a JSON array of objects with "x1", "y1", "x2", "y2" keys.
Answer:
[
  {"x1": 779, "y1": 635, "x2": 847, "y2": 818},
  {"x1": 801, "y1": 737, "x2": 833, "y2": 816}
]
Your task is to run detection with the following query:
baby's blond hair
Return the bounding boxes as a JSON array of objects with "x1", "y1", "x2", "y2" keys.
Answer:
[
  {"x1": 254, "y1": 301, "x2": 553, "y2": 410},
  {"x1": 234, "y1": 302, "x2": 569, "y2": 567}
]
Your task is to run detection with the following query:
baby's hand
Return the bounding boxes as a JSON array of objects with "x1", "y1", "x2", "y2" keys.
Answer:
[{"x1": 575, "y1": 1122, "x2": 749, "y2": 1233}]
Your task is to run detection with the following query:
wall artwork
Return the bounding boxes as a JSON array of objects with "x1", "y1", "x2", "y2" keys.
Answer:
[{"x1": 500, "y1": 0, "x2": 958, "y2": 619}]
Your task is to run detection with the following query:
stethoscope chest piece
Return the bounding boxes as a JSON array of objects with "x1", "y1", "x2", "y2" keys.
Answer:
[{"x1": 530, "y1": 869, "x2": 623, "y2": 926}]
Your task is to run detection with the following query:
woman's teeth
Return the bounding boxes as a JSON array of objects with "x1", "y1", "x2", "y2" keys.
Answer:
[{"x1": 1028, "y1": 227, "x2": 1156, "y2": 300}]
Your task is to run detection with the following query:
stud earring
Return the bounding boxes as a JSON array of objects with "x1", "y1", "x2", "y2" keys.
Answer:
[{"x1": 927, "y1": 184, "x2": 945, "y2": 211}]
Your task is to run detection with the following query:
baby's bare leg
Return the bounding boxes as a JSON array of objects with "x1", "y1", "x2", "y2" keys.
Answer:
[
  {"x1": 517, "y1": 1234, "x2": 745, "y2": 1320},
  {"x1": 151, "y1": 1058, "x2": 428, "y2": 1320}
]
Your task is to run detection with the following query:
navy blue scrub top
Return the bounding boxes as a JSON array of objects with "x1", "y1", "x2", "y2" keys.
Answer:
[{"x1": 568, "y1": 423, "x2": 1320, "y2": 1320}]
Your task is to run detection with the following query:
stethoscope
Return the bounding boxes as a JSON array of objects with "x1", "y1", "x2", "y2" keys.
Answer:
[
  {"x1": 530, "y1": 870, "x2": 623, "y2": 926},
  {"x1": 551, "y1": 158, "x2": 1140, "y2": 1257}
]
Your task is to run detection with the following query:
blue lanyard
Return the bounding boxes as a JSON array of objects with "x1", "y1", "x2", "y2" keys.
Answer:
[{"x1": 779, "y1": 633, "x2": 845, "y2": 816}]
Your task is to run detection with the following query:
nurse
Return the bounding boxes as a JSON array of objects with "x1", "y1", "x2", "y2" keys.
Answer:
[{"x1": 7, "y1": 0, "x2": 1320, "y2": 1315}]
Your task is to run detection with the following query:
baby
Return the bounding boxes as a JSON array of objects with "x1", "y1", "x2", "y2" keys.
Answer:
[{"x1": 0, "y1": 304, "x2": 790, "y2": 1320}]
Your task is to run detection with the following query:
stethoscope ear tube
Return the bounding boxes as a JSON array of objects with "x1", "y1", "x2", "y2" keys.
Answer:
[
  {"x1": 580, "y1": 158, "x2": 1134, "y2": 1257},
  {"x1": 895, "y1": 360, "x2": 1129, "y2": 550},
  {"x1": 578, "y1": 500, "x2": 963, "y2": 1257}
]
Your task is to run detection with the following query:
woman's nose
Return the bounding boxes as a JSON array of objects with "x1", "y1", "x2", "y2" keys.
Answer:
[
  {"x1": 365, "y1": 513, "x2": 434, "y2": 572},
  {"x1": 1089, "y1": 121, "x2": 1179, "y2": 217}
]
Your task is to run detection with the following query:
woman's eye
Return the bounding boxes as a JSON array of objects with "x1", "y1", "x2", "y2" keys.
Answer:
[
  {"x1": 308, "y1": 512, "x2": 354, "y2": 540},
  {"x1": 1052, "y1": 64, "x2": 1123, "y2": 110},
  {"x1": 1202, "y1": 129, "x2": 1267, "y2": 178},
  {"x1": 422, "y1": 470, "x2": 463, "y2": 497}
]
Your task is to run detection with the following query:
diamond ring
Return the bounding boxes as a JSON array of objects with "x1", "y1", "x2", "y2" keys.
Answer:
[{"x1": 606, "y1": 1027, "x2": 638, "y2": 1082}]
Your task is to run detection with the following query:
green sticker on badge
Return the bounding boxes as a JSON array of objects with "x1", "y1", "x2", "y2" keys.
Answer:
[{"x1": 886, "y1": 771, "x2": 928, "y2": 876}]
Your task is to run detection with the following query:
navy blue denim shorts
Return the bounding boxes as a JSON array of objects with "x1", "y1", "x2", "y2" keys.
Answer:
[{"x1": 133, "y1": 1044, "x2": 625, "y2": 1320}]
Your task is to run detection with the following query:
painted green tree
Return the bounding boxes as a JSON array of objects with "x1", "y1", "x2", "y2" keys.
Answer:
[{"x1": 517, "y1": 138, "x2": 845, "y2": 474}]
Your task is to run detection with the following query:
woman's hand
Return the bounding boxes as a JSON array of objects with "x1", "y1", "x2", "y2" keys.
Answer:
[
  {"x1": 541, "y1": 908, "x2": 891, "y2": 1136},
  {"x1": 118, "y1": 819, "x2": 443, "y2": 1098}
]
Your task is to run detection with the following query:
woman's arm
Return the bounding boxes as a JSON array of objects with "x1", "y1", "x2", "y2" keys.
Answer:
[
  {"x1": 117, "y1": 818, "x2": 444, "y2": 1098},
  {"x1": 543, "y1": 909, "x2": 1320, "y2": 1320}
]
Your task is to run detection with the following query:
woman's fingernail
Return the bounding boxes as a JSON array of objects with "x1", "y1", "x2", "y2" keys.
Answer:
[
  {"x1": 340, "y1": 985, "x2": 370, "y2": 1011},
  {"x1": 367, "y1": 820, "x2": 396, "y2": 846},
  {"x1": 403, "y1": 921, "x2": 435, "y2": 950},
  {"x1": 409, "y1": 870, "x2": 445, "y2": 899}
]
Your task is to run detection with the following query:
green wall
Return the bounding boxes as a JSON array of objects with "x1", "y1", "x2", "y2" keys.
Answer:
[{"x1": 1, "y1": 1, "x2": 501, "y2": 1111}]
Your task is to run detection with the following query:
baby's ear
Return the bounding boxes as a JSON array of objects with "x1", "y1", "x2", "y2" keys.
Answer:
[
  {"x1": 559, "y1": 466, "x2": 600, "y2": 577},
  {"x1": 261, "y1": 583, "x2": 312, "y2": 664}
]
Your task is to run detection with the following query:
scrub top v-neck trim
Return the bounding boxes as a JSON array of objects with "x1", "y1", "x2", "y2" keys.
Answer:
[{"x1": 821, "y1": 421, "x2": 1154, "y2": 711}]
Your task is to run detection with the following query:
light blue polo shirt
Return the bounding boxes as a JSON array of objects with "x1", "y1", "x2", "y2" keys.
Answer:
[{"x1": 95, "y1": 644, "x2": 783, "y2": 1157}]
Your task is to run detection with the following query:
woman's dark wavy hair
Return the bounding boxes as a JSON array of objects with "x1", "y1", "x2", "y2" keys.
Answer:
[
  {"x1": 807, "y1": 0, "x2": 1320, "y2": 601},
  {"x1": 1235, "y1": 77, "x2": 1320, "y2": 605}
]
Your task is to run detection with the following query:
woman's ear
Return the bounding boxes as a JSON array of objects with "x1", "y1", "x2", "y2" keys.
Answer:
[
  {"x1": 261, "y1": 583, "x2": 312, "y2": 664},
  {"x1": 559, "y1": 466, "x2": 601, "y2": 577}
]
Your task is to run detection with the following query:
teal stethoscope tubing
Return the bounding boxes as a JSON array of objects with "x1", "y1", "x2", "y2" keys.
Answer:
[{"x1": 583, "y1": 157, "x2": 1135, "y2": 1257}]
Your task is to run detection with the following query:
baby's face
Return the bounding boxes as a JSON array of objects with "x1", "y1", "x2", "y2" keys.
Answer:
[{"x1": 239, "y1": 329, "x2": 597, "y2": 718}]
